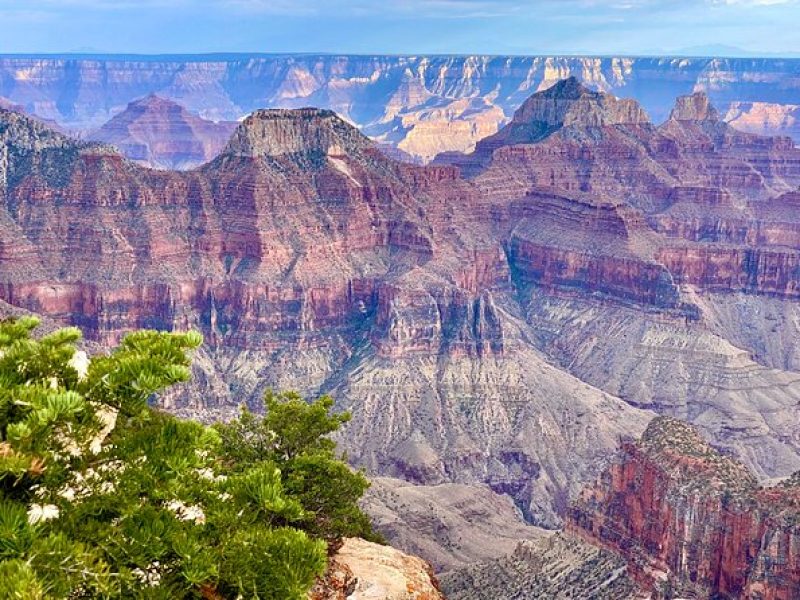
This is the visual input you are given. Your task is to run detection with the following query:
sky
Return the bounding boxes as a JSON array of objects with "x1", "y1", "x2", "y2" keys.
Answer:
[{"x1": 0, "y1": 0, "x2": 798, "y2": 57}]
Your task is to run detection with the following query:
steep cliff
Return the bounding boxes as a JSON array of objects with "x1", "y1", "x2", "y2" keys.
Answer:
[
  {"x1": 87, "y1": 95, "x2": 237, "y2": 169},
  {"x1": 569, "y1": 417, "x2": 800, "y2": 599},
  {"x1": 726, "y1": 101, "x2": 800, "y2": 141},
  {"x1": 0, "y1": 103, "x2": 655, "y2": 528}
]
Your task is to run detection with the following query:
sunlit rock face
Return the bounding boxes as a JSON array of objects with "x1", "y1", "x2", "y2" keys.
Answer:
[
  {"x1": 2, "y1": 54, "x2": 800, "y2": 163},
  {"x1": 87, "y1": 94, "x2": 237, "y2": 170},
  {"x1": 726, "y1": 101, "x2": 800, "y2": 141},
  {"x1": 309, "y1": 537, "x2": 445, "y2": 600},
  {"x1": 2, "y1": 79, "x2": 800, "y2": 534},
  {"x1": 569, "y1": 417, "x2": 800, "y2": 600}
]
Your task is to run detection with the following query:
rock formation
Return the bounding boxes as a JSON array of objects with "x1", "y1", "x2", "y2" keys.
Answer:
[
  {"x1": 361, "y1": 478, "x2": 544, "y2": 572},
  {"x1": 440, "y1": 532, "x2": 642, "y2": 599},
  {"x1": 725, "y1": 101, "x2": 800, "y2": 142},
  {"x1": 3, "y1": 80, "x2": 800, "y2": 545},
  {"x1": 2, "y1": 54, "x2": 800, "y2": 161},
  {"x1": 87, "y1": 95, "x2": 237, "y2": 169},
  {"x1": 309, "y1": 538, "x2": 444, "y2": 600},
  {"x1": 568, "y1": 417, "x2": 800, "y2": 599}
]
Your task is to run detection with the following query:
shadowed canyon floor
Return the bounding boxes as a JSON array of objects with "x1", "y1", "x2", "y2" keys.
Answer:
[{"x1": 2, "y1": 77, "x2": 800, "y2": 589}]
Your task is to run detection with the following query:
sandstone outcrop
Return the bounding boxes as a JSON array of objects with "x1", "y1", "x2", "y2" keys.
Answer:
[
  {"x1": 88, "y1": 95, "x2": 237, "y2": 169},
  {"x1": 310, "y1": 538, "x2": 444, "y2": 600},
  {"x1": 569, "y1": 417, "x2": 800, "y2": 599}
]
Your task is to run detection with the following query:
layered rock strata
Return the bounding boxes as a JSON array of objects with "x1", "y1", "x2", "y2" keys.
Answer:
[
  {"x1": 568, "y1": 417, "x2": 800, "y2": 599},
  {"x1": 3, "y1": 54, "x2": 800, "y2": 161},
  {"x1": 87, "y1": 94, "x2": 237, "y2": 169},
  {"x1": 3, "y1": 79, "x2": 800, "y2": 534}
]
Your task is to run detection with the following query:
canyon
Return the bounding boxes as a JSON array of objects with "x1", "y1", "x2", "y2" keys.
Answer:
[
  {"x1": 2, "y1": 54, "x2": 800, "y2": 163},
  {"x1": 2, "y1": 74, "x2": 800, "y2": 597}
]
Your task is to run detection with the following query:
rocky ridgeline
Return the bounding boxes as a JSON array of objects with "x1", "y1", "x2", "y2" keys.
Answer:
[
  {"x1": 3, "y1": 54, "x2": 800, "y2": 162},
  {"x1": 440, "y1": 532, "x2": 641, "y2": 599},
  {"x1": 87, "y1": 94, "x2": 237, "y2": 170},
  {"x1": 568, "y1": 416, "x2": 800, "y2": 599},
  {"x1": 2, "y1": 80, "x2": 800, "y2": 546}
]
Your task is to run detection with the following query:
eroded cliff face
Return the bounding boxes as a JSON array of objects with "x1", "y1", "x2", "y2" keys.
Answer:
[
  {"x1": 726, "y1": 101, "x2": 800, "y2": 141},
  {"x1": 2, "y1": 54, "x2": 800, "y2": 162},
  {"x1": 3, "y1": 80, "x2": 800, "y2": 534},
  {"x1": 440, "y1": 532, "x2": 642, "y2": 599},
  {"x1": 87, "y1": 95, "x2": 237, "y2": 170},
  {"x1": 568, "y1": 417, "x2": 800, "y2": 599}
]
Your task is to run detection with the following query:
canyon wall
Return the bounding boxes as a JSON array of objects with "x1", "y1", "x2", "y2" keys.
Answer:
[
  {"x1": 2, "y1": 54, "x2": 800, "y2": 162},
  {"x1": 3, "y1": 78, "x2": 800, "y2": 543},
  {"x1": 568, "y1": 417, "x2": 800, "y2": 599}
]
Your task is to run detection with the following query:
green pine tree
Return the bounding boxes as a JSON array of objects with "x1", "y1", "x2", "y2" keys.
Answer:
[{"x1": 0, "y1": 317, "x2": 373, "y2": 599}]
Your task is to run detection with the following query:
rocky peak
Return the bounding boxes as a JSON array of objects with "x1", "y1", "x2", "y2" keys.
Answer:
[
  {"x1": 0, "y1": 107, "x2": 71, "y2": 151},
  {"x1": 669, "y1": 91, "x2": 720, "y2": 122},
  {"x1": 511, "y1": 76, "x2": 591, "y2": 128},
  {"x1": 473, "y1": 77, "x2": 650, "y2": 152},
  {"x1": 117, "y1": 94, "x2": 191, "y2": 120},
  {"x1": 223, "y1": 108, "x2": 372, "y2": 160},
  {"x1": 569, "y1": 416, "x2": 800, "y2": 598},
  {"x1": 638, "y1": 416, "x2": 758, "y2": 494},
  {"x1": 89, "y1": 94, "x2": 237, "y2": 170},
  {"x1": 516, "y1": 76, "x2": 649, "y2": 130}
]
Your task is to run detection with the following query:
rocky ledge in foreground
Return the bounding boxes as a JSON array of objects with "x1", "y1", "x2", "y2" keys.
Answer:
[
  {"x1": 568, "y1": 417, "x2": 800, "y2": 599},
  {"x1": 310, "y1": 537, "x2": 445, "y2": 600}
]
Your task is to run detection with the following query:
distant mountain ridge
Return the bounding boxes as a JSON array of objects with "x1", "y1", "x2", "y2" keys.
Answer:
[{"x1": 2, "y1": 54, "x2": 799, "y2": 161}]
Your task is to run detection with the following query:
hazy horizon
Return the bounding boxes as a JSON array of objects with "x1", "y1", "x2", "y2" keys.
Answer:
[{"x1": 0, "y1": 1, "x2": 798, "y2": 57}]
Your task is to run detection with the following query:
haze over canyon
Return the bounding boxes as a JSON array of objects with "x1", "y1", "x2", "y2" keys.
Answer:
[{"x1": 2, "y1": 54, "x2": 800, "y2": 165}]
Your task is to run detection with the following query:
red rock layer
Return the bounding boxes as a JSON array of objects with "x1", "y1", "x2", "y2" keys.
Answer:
[
  {"x1": 88, "y1": 95, "x2": 237, "y2": 170},
  {"x1": 568, "y1": 417, "x2": 800, "y2": 599}
]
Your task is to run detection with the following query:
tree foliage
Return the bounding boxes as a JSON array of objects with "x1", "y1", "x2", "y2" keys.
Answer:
[
  {"x1": 0, "y1": 317, "x2": 374, "y2": 598},
  {"x1": 216, "y1": 391, "x2": 380, "y2": 544}
]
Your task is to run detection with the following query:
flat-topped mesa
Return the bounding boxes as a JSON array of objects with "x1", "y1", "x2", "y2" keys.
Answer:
[
  {"x1": 223, "y1": 108, "x2": 373, "y2": 160},
  {"x1": 668, "y1": 91, "x2": 720, "y2": 123}
]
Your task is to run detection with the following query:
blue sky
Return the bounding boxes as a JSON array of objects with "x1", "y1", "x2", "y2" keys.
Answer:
[{"x1": 0, "y1": 0, "x2": 798, "y2": 56}]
